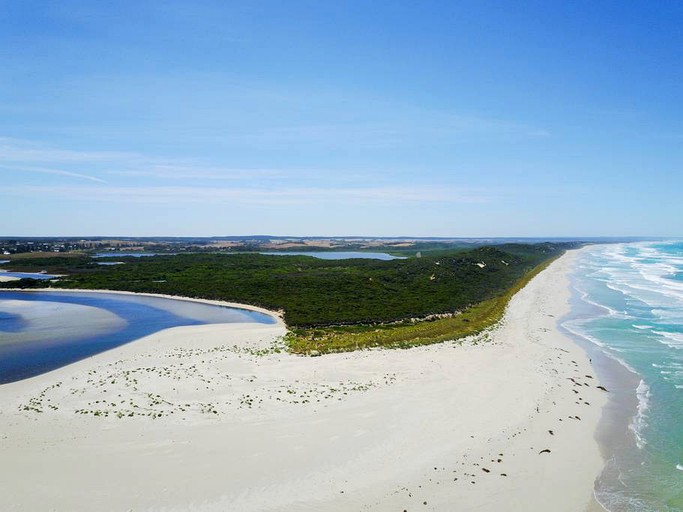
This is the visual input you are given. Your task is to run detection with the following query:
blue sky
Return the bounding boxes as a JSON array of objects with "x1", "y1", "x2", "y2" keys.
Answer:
[{"x1": 1, "y1": 1, "x2": 682, "y2": 237}]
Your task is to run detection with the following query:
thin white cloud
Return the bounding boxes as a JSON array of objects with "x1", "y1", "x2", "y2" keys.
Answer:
[
  {"x1": 238, "y1": 114, "x2": 550, "y2": 149},
  {"x1": 1, "y1": 184, "x2": 489, "y2": 206},
  {"x1": 0, "y1": 137, "x2": 293, "y2": 182},
  {"x1": 106, "y1": 165, "x2": 285, "y2": 180},
  {"x1": 0, "y1": 165, "x2": 107, "y2": 183},
  {"x1": 0, "y1": 136, "x2": 450, "y2": 186},
  {"x1": 0, "y1": 137, "x2": 137, "y2": 163}
]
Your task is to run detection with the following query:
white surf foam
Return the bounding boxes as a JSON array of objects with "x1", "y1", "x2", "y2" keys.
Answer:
[
  {"x1": 562, "y1": 320, "x2": 608, "y2": 348},
  {"x1": 628, "y1": 380, "x2": 651, "y2": 449},
  {"x1": 652, "y1": 330, "x2": 683, "y2": 349}
]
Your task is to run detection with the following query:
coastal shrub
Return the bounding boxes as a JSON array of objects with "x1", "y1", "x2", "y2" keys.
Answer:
[
  {"x1": 3, "y1": 243, "x2": 569, "y2": 328},
  {"x1": 1, "y1": 243, "x2": 571, "y2": 351}
]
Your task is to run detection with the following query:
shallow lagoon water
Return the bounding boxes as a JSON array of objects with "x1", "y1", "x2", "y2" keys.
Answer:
[
  {"x1": 0, "y1": 291, "x2": 275, "y2": 384},
  {"x1": 260, "y1": 251, "x2": 404, "y2": 260},
  {"x1": 93, "y1": 252, "x2": 170, "y2": 258},
  {"x1": 93, "y1": 251, "x2": 404, "y2": 260},
  {"x1": 0, "y1": 271, "x2": 61, "y2": 280}
]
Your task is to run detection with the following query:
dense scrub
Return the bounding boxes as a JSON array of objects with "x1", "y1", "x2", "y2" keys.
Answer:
[
  {"x1": 2, "y1": 243, "x2": 572, "y2": 329},
  {"x1": 287, "y1": 255, "x2": 558, "y2": 353}
]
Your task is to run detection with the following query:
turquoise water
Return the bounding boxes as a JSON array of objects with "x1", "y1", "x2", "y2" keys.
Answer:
[{"x1": 564, "y1": 242, "x2": 683, "y2": 511}]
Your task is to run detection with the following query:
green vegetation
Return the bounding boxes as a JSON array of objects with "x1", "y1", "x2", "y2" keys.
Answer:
[
  {"x1": 1, "y1": 243, "x2": 576, "y2": 352},
  {"x1": 3, "y1": 255, "x2": 93, "y2": 270},
  {"x1": 287, "y1": 255, "x2": 558, "y2": 353}
]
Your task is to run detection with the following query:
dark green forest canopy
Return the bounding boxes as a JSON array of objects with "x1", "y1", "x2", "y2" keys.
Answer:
[{"x1": 1, "y1": 243, "x2": 576, "y2": 327}]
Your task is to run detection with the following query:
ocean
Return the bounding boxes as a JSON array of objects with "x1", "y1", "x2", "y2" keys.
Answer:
[{"x1": 563, "y1": 242, "x2": 683, "y2": 511}]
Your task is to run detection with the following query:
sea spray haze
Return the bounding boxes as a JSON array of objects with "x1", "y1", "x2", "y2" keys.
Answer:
[{"x1": 564, "y1": 242, "x2": 683, "y2": 511}]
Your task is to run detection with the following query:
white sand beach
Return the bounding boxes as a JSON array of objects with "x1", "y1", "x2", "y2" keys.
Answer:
[{"x1": 0, "y1": 250, "x2": 607, "y2": 511}]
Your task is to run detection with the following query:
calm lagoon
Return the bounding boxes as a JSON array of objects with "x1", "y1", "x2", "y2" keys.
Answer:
[
  {"x1": 0, "y1": 271, "x2": 60, "y2": 280},
  {"x1": 0, "y1": 291, "x2": 275, "y2": 384},
  {"x1": 260, "y1": 251, "x2": 404, "y2": 260},
  {"x1": 93, "y1": 252, "x2": 170, "y2": 258}
]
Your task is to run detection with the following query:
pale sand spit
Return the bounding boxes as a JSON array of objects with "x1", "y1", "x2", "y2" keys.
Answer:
[{"x1": 0, "y1": 249, "x2": 607, "y2": 511}]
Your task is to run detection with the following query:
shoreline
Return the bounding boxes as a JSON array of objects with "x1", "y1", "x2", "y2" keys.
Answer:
[
  {"x1": 586, "y1": 346, "x2": 641, "y2": 512},
  {"x1": 0, "y1": 250, "x2": 608, "y2": 511},
  {"x1": 559, "y1": 246, "x2": 647, "y2": 512},
  {"x1": 0, "y1": 287, "x2": 286, "y2": 325}
]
